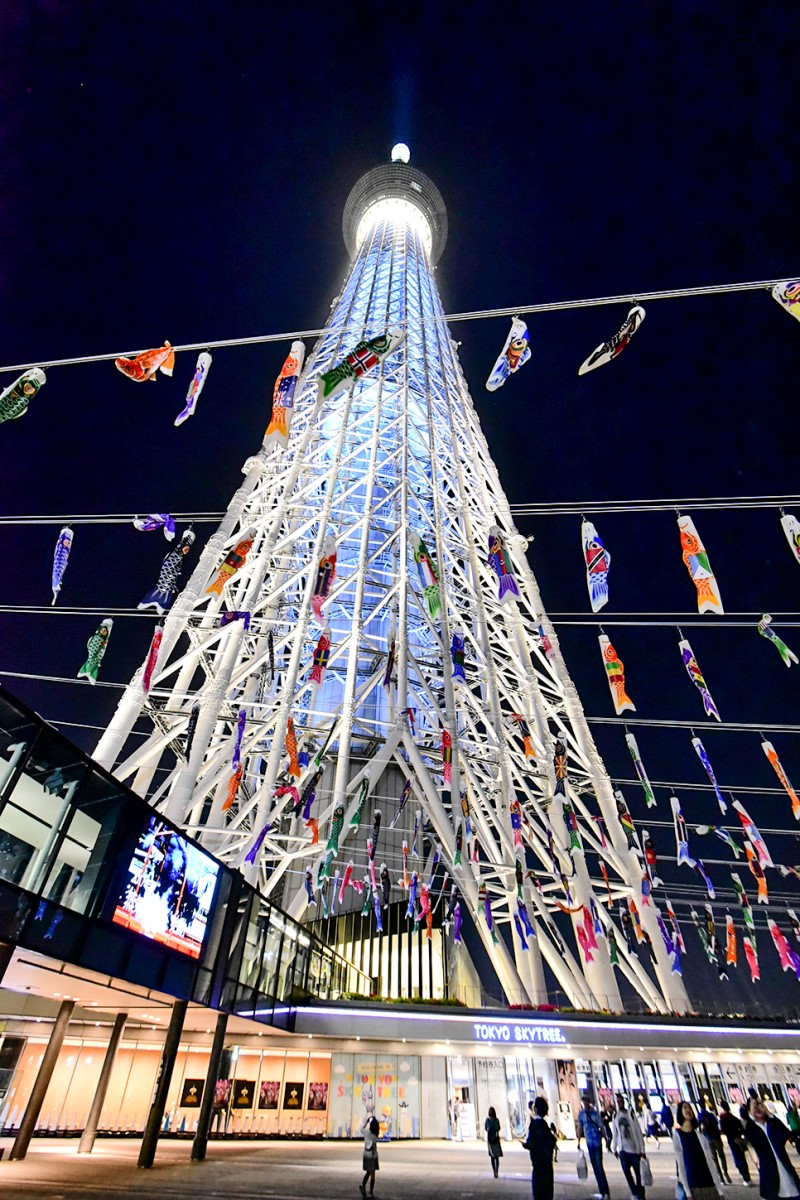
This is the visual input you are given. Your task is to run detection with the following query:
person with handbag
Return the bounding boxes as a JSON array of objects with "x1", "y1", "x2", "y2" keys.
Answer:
[
  {"x1": 612, "y1": 1094, "x2": 648, "y2": 1200},
  {"x1": 673, "y1": 1101, "x2": 724, "y2": 1200},
  {"x1": 485, "y1": 1105, "x2": 503, "y2": 1178},
  {"x1": 578, "y1": 1095, "x2": 611, "y2": 1200},
  {"x1": 359, "y1": 1115, "x2": 380, "y2": 1197},
  {"x1": 524, "y1": 1096, "x2": 557, "y2": 1200},
  {"x1": 718, "y1": 1100, "x2": 753, "y2": 1185},
  {"x1": 744, "y1": 1096, "x2": 800, "y2": 1200}
]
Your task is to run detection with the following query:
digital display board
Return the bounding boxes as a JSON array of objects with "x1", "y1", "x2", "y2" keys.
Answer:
[{"x1": 112, "y1": 815, "x2": 219, "y2": 959}]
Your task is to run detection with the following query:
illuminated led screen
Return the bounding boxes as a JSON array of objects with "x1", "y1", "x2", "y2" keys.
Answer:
[{"x1": 112, "y1": 815, "x2": 219, "y2": 959}]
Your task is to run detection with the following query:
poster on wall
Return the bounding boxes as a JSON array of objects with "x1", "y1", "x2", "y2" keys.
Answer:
[
  {"x1": 355, "y1": 1058, "x2": 377, "y2": 1135},
  {"x1": 557, "y1": 1099, "x2": 576, "y2": 1141},
  {"x1": 374, "y1": 1058, "x2": 397, "y2": 1139},
  {"x1": 397, "y1": 1058, "x2": 419, "y2": 1140},
  {"x1": 597, "y1": 1087, "x2": 614, "y2": 1111},
  {"x1": 283, "y1": 1081, "x2": 305, "y2": 1111},
  {"x1": 232, "y1": 1080, "x2": 255, "y2": 1109},
  {"x1": 327, "y1": 1053, "x2": 420, "y2": 1140},
  {"x1": 308, "y1": 1081, "x2": 328, "y2": 1111},
  {"x1": 329, "y1": 1053, "x2": 356, "y2": 1137},
  {"x1": 180, "y1": 1078, "x2": 204, "y2": 1108},
  {"x1": 213, "y1": 1079, "x2": 232, "y2": 1110},
  {"x1": 556, "y1": 1060, "x2": 580, "y2": 1123},
  {"x1": 258, "y1": 1080, "x2": 281, "y2": 1110}
]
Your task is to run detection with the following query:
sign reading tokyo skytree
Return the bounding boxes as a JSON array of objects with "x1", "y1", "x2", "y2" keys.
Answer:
[{"x1": 93, "y1": 149, "x2": 690, "y2": 1017}]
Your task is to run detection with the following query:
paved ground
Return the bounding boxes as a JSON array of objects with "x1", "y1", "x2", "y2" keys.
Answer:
[{"x1": 0, "y1": 1135, "x2": 788, "y2": 1200}]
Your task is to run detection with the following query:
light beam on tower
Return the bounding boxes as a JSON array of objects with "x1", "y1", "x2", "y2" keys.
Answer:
[{"x1": 93, "y1": 149, "x2": 690, "y2": 1015}]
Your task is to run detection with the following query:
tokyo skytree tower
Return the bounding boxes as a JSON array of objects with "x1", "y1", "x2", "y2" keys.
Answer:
[{"x1": 95, "y1": 148, "x2": 689, "y2": 1015}]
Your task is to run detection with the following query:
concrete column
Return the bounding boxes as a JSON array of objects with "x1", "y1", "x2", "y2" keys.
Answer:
[
  {"x1": 138, "y1": 999, "x2": 187, "y2": 1169},
  {"x1": 190, "y1": 1011, "x2": 228, "y2": 1162},
  {"x1": 78, "y1": 1012, "x2": 127, "y2": 1153},
  {"x1": 10, "y1": 998, "x2": 75, "y2": 1160}
]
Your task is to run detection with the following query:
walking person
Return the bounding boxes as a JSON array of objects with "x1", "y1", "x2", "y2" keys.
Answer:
[
  {"x1": 578, "y1": 1095, "x2": 611, "y2": 1200},
  {"x1": 643, "y1": 1101, "x2": 660, "y2": 1148},
  {"x1": 672, "y1": 1101, "x2": 724, "y2": 1200},
  {"x1": 744, "y1": 1095, "x2": 800, "y2": 1200},
  {"x1": 612, "y1": 1094, "x2": 648, "y2": 1200},
  {"x1": 550, "y1": 1120, "x2": 560, "y2": 1162},
  {"x1": 699, "y1": 1104, "x2": 733, "y2": 1184},
  {"x1": 718, "y1": 1099, "x2": 752, "y2": 1185},
  {"x1": 485, "y1": 1105, "x2": 503, "y2": 1178},
  {"x1": 359, "y1": 1115, "x2": 380, "y2": 1197},
  {"x1": 524, "y1": 1096, "x2": 557, "y2": 1200}
]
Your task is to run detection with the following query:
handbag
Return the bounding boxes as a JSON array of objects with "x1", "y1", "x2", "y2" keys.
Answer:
[
  {"x1": 641, "y1": 1158, "x2": 653, "y2": 1187},
  {"x1": 576, "y1": 1151, "x2": 588, "y2": 1180}
]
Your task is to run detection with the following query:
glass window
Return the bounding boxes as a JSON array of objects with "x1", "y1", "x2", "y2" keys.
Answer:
[
  {"x1": 292, "y1": 930, "x2": 310, "y2": 996},
  {"x1": 0, "y1": 692, "x2": 38, "y2": 806},
  {"x1": 0, "y1": 723, "x2": 87, "y2": 888},
  {"x1": 275, "y1": 919, "x2": 298, "y2": 1000},
  {"x1": 39, "y1": 769, "x2": 126, "y2": 915}
]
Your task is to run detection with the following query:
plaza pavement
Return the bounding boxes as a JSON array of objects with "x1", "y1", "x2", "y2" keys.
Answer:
[{"x1": 0, "y1": 1134, "x2": 792, "y2": 1200}]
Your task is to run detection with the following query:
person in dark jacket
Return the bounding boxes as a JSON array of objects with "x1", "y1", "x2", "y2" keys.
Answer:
[
  {"x1": 660, "y1": 1096, "x2": 675, "y2": 1135},
  {"x1": 525, "y1": 1096, "x2": 557, "y2": 1200},
  {"x1": 744, "y1": 1097, "x2": 800, "y2": 1200},
  {"x1": 485, "y1": 1104, "x2": 503, "y2": 1178},
  {"x1": 718, "y1": 1099, "x2": 752, "y2": 1184},
  {"x1": 698, "y1": 1105, "x2": 732, "y2": 1184}
]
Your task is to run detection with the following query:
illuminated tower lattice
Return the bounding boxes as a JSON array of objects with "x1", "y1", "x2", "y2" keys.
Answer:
[{"x1": 94, "y1": 149, "x2": 689, "y2": 1014}]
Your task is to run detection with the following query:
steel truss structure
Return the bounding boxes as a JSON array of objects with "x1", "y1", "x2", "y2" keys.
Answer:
[{"x1": 94, "y1": 156, "x2": 689, "y2": 1015}]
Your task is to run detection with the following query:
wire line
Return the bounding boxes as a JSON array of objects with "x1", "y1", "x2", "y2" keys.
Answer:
[
  {"x1": 589, "y1": 715, "x2": 800, "y2": 734},
  {"x1": 0, "y1": 277, "x2": 791, "y2": 375},
  {"x1": 510, "y1": 493, "x2": 800, "y2": 516}
]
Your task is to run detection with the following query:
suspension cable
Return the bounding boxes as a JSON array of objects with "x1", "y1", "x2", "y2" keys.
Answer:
[{"x1": 0, "y1": 276, "x2": 791, "y2": 375}]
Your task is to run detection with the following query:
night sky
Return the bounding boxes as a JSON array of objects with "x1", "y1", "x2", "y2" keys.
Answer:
[{"x1": 2, "y1": 2, "x2": 800, "y2": 1013}]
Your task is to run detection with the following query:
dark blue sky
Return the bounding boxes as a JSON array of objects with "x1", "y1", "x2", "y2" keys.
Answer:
[{"x1": 1, "y1": 1, "x2": 800, "y2": 1012}]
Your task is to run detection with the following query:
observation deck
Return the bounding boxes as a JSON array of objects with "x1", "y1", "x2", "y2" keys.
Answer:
[{"x1": 342, "y1": 160, "x2": 448, "y2": 264}]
